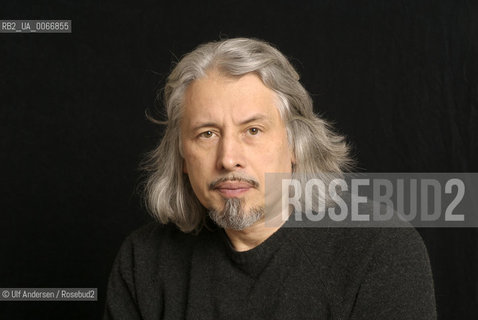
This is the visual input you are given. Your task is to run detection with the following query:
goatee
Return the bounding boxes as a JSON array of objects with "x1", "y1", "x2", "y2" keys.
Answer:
[{"x1": 208, "y1": 198, "x2": 264, "y2": 230}]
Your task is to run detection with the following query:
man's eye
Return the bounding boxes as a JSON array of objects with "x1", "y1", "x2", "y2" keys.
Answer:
[
  {"x1": 248, "y1": 127, "x2": 260, "y2": 135},
  {"x1": 200, "y1": 131, "x2": 214, "y2": 138}
]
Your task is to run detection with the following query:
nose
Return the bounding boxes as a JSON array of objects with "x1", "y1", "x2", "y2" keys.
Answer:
[{"x1": 216, "y1": 133, "x2": 246, "y2": 171}]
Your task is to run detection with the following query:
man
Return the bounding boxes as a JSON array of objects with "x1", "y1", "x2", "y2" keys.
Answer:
[{"x1": 104, "y1": 38, "x2": 436, "y2": 319}]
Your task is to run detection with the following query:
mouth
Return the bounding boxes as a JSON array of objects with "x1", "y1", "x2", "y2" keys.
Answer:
[{"x1": 213, "y1": 181, "x2": 254, "y2": 198}]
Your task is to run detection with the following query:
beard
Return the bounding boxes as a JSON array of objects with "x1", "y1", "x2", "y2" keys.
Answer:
[{"x1": 208, "y1": 198, "x2": 264, "y2": 230}]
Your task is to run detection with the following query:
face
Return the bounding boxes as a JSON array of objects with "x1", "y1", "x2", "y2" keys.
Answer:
[{"x1": 181, "y1": 70, "x2": 295, "y2": 229}]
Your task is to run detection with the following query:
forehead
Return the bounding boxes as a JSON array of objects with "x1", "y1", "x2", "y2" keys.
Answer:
[{"x1": 182, "y1": 70, "x2": 281, "y2": 123}]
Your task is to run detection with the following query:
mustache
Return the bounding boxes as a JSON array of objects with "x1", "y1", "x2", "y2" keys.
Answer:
[{"x1": 208, "y1": 174, "x2": 260, "y2": 190}]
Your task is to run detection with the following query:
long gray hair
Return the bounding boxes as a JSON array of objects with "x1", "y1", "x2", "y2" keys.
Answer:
[{"x1": 141, "y1": 38, "x2": 353, "y2": 232}]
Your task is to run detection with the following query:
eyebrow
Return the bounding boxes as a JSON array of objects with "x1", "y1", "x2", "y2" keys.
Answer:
[
  {"x1": 238, "y1": 114, "x2": 270, "y2": 125},
  {"x1": 191, "y1": 113, "x2": 271, "y2": 132}
]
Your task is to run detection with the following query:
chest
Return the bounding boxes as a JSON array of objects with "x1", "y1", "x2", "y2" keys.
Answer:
[{"x1": 160, "y1": 245, "x2": 330, "y2": 320}]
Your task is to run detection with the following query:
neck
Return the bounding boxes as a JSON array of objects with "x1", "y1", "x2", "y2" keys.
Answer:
[{"x1": 224, "y1": 218, "x2": 284, "y2": 252}]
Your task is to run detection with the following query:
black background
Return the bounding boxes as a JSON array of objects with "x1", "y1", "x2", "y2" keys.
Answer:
[{"x1": 1, "y1": 0, "x2": 477, "y2": 319}]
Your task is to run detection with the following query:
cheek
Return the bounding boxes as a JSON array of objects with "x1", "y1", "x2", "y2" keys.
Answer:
[
  {"x1": 184, "y1": 163, "x2": 209, "y2": 206},
  {"x1": 182, "y1": 143, "x2": 200, "y2": 173},
  {"x1": 258, "y1": 138, "x2": 293, "y2": 170},
  {"x1": 182, "y1": 148, "x2": 212, "y2": 197},
  {"x1": 183, "y1": 154, "x2": 196, "y2": 174},
  {"x1": 184, "y1": 147, "x2": 211, "y2": 172}
]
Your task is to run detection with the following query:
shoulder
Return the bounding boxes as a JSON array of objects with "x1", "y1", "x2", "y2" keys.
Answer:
[
  {"x1": 285, "y1": 227, "x2": 435, "y2": 318},
  {"x1": 105, "y1": 222, "x2": 202, "y2": 319},
  {"x1": 118, "y1": 222, "x2": 177, "y2": 256},
  {"x1": 114, "y1": 221, "x2": 202, "y2": 273},
  {"x1": 283, "y1": 227, "x2": 431, "y2": 292},
  {"x1": 123, "y1": 221, "x2": 185, "y2": 249},
  {"x1": 286, "y1": 227, "x2": 428, "y2": 268}
]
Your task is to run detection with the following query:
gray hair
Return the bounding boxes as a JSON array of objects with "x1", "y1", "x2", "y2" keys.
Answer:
[{"x1": 141, "y1": 38, "x2": 353, "y2": 232}]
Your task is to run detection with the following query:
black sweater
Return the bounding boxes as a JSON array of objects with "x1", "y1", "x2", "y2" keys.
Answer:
[{"x1": 104, "y1": 222, "x2": 436, "y2": 319}]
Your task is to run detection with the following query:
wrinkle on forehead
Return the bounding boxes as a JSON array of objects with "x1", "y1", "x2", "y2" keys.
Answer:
[{"x1": 182, "y1": 70, "x2": 283, "y2": 130}]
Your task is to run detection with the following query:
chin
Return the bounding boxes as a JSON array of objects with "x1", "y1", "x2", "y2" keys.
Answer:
[{"x1": 207, "y1": 198, "x2": 264, "y2": 230}]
